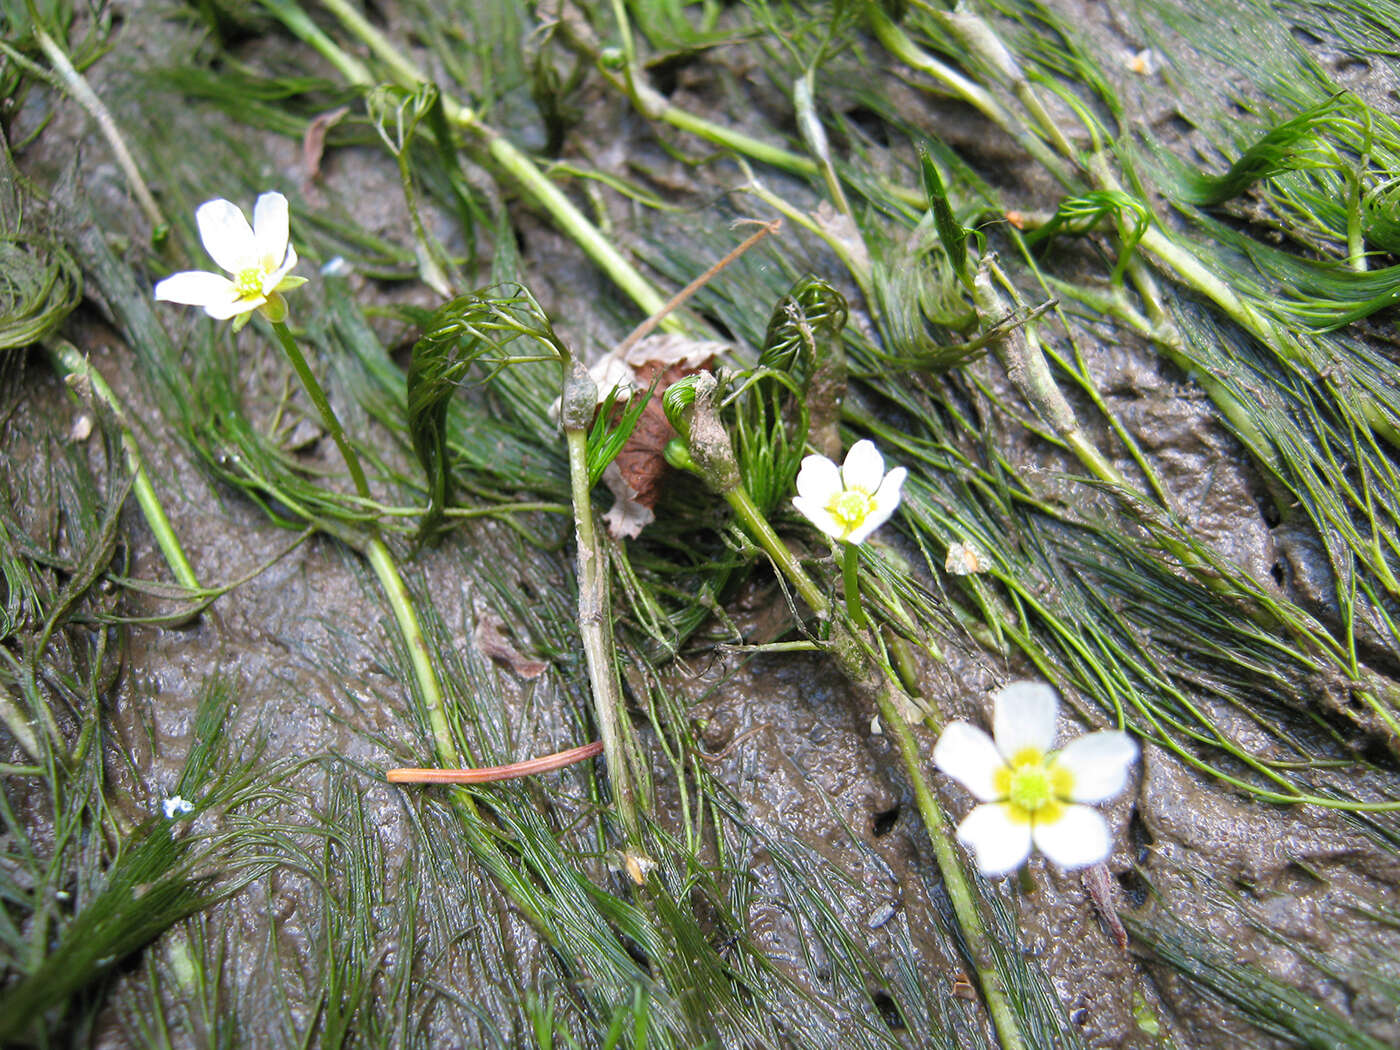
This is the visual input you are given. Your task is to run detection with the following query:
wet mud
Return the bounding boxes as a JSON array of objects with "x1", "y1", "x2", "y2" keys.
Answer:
[{"x1": 5, "y1": 0, "x2": 1400, "y2": 1047}]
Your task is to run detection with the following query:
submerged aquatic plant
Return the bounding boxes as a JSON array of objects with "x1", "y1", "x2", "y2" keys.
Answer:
[
  {"x1": 934, "y1": 681, "x2": 1139, "y2": 877},
  {"x1": 154, "y1": 192, "x2": 305, "y2": 329}
]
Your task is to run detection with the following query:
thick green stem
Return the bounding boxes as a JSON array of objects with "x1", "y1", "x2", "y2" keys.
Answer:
[
  {"x1": 841, "y1": 543, "x2": 867, "y2": 628},
  {"x1": 565, "y1": 427, "x2": 642, "y2": 841},
  {"x1": 971, "y1": 265, "x2": 1127, "y2": 489},
  {"x1": 868, "y1": 9, "x2": 1077, "y2": 190},
  {"x1": 365, "y1": 538, "x2": 459, "y2": 767},
  {"x1": 268, "y1": 320, "x2": 371, "y2": 501},
  {"x1": 723, "y1": 486, "x2": 829, "y2": 617},
  {"x1": 874, "y1": 689, "x2": 1026, "y2": 1050},
  {"x1": 477, "y1": 126, "x2": 672, "y2": 322},
  {"x1": 267, "y1": 322, "x2": 457, "y2": 768},
  {"x1": 50, "y1": 343, "x2": 200, "y2": 594}
]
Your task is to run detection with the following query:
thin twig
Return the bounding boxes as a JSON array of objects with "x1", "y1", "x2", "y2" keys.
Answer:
[{"x1": 607, "y1": 218, "x2": 782, "y2": 364}]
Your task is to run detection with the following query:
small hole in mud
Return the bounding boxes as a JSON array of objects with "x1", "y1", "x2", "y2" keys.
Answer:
[
  {"x1": 703, "y1": 312, "x2": 737, "y2": 344},
  {"x1": 844, "y1": 105, "x2": 891, "y2": 147},
  {"x1": 1360, "y1": 737, "x2": 1393, "y2": 765},
  {"x1": 1270, "y1": 561, "x2": 1285, "y2": 586},
  {"x1": 1116, "y1": 868, "x2": 1149, "y2": 908},
  {"x1": 871, "y1": 990, "x2": 904, "y2": 1029},
  {"x1": 622, "y1": 936, "x2": 652, "y2": 974},
  {"x1": 650, "y1": 53, "x2": 699, "y2": 97},
  {"x1": 1160, "y1": 113, "x2": 1196, "y2": 140},
  {"x1": 872, "y1": 804, "x2": 901, "y2": 837}
]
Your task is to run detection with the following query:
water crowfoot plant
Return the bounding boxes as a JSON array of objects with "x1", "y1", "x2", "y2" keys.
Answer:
[
  {"x1": 664, "y1": 393, "x2": 1028, "y2": 1048},
  {"x1": 153, "y1": 192, "x2": 458, "y2": 770},
  {"x1": 934, "y1": 681, "x2": 1139, "y2": 877}
]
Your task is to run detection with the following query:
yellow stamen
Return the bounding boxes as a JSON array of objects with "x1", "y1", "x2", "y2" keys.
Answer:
[
  {"x1": 234, "y1": 266, "x2": 266, "y2": 299},
  {"x1": 827, "y1": 488, "x2": 875, "y2": 534}
]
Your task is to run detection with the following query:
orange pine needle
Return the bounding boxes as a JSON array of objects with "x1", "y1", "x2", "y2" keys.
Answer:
[{"x1": 386, "y1": 740, "x2": 604, "y2": 784}]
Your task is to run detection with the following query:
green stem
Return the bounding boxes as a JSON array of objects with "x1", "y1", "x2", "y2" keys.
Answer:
[
  {"x1": 365, "y1": 538, "x2": 459, "y2": 767},
  {"x1": 867, "y1": 8, "x2": 1077, "y2": 190},
  {"x1": 874, "y1": 689, "x2": 1025, "y2": 1050},
  {"x1": 50, "y1": 343, "x2": 200, "y2": 593},
  {"x1": 971, "y1": 264, "x2": 1127, "y2": 489},
  {"x1": 565, "y1": 426, "x2": 642, "y2": 841},
  {"x1": 477, "y1": 126, "x2": 672, "y2": 321},
  {"x1": 841, "y1": 543, "x2": 867, "y2": 628},
  {"x1": 296, "y1": 0, "x2": 677, "y2": 326},
  {"x1": 268, "y1": 320, "x2": 371, "y2": 501},
  {"x1": 723, "y1": 486, "x2": 829, "y2": 617},
  {"x1": 266, "y1": 324, "x2": 458, "y2": 769}
]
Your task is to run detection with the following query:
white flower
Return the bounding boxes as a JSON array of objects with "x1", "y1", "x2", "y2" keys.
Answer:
[
  {"x1": 933, "y1": 681, "x2": 1138, "y2": 877},
  {"x1": 792, "y1": 439, "x2": 907, "y2": 544},
  {"x1": 154, "y1": 192, "x2": 305, "y2": 328},
  {"x1": 161, "y1": 795, "x2": 195, "y2": 819}
]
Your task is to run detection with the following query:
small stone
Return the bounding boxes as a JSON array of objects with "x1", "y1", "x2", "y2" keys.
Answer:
[{"x1": 945, "y1": 540, "x2": 986, "y2": 575}]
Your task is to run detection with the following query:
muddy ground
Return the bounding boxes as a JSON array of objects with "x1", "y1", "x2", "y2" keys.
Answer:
[{"x1": 5, "y1": 0, "x2": 1400, "y2": 1047}]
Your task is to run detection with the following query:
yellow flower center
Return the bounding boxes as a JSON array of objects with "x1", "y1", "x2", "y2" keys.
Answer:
[
  {"x1": 827, "y1": 488, "x2": 875, "y2": 534},
  {"x1": 1008, "y1": 764, "x2": 1053, "y2": 812},
  {"x1": 234, "y1": 266, "x2": 266, "y2": 299},
  {"x1": 994, "y1": 749, "x2": 1073, "y2": 822}
]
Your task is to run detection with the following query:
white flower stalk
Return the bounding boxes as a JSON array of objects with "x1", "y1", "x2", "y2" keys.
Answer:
[
  {"x1": 154, "y1": 192, "x2": 305, "y2": 329},
  {"x1": 933, "y1": 681, "x2": 1138, "y2": 877},
  {"x1": 792, "y1": 439, "x2": 907, "y2": 545}
]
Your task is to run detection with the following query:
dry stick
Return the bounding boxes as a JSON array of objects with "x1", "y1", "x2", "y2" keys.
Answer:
[
  {"x1": 605, "y1": 218, "x2": 782, "y2": 364},
  {"x1": 387, "y1": 740, "x2": 604, "y2": 784},
  {"x1": 31, "y1": 28, "x2": 165, "y2": 234},
  {"x1": 563, "y1": 379, "x2": 644, "y2": 842}
]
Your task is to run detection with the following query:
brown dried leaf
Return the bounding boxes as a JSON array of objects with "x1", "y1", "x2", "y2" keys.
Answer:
[
  {"x1": 599, "y1": 335, "x2": 725, "y2": 534},
  {"x1": 474, "y1": 610, "x2": 548, "y2": 679},
  {"x1": 302, "y1": 106, "x2": 350, "y2": 185}
]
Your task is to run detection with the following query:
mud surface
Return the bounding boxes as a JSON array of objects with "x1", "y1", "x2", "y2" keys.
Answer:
[{"x1": 5, "y1": 0, "x2": 1400, "y2": 1047}]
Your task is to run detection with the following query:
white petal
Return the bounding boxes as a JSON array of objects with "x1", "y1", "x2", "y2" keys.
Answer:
[
  {"x1": 154, "y1": 270, "x2": 237, "y2": 308},
  {"x1": 1053, "y1": 731, "x2": 1138, "y2": 803},
  {"x1": 794, "y1": 453, "x2": 841, "y2": 503},
  {"x1": 845, "y1": 465, "x2": 907, "y2": 544},
  {"x1": 792, "y1": 496, "x2": 841, "y2": 540},
  {"x1": 993, "y1": 680, "x2": 1059, "y2": 760},
  {"x1": 956, "y1": 803, "x2": 1033, "y2": 877},
  {"x1": 261, "y1": 244, "x2": 299, "y2": 295},
  {"x1": 204, "y1": 293, "x2": 263, "y2": 320},
  {"x1": 932, "y1": 722, "x2": 1006, "y2": 802},
  {"x1": 252, "y1": 192, "x2": 291, "y2": 270},
  {"x1": 841, "y1": 439, "x2": 885, "y2": 493},
  {"x1": 196, "y1": 198, "x2": 257, "y2": 273},
  {"x1": 1032, "y1": 804, "x2": 1111, "y2": 870}
]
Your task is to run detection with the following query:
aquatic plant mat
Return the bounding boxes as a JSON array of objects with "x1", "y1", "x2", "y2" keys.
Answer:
[{"x1": 3, "y1": 0, "x2": 1400, "y2": 1045}]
